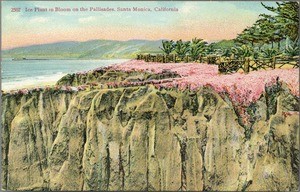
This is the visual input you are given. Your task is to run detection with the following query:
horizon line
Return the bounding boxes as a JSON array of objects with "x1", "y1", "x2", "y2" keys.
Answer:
[{"x1": 2, "y1": 38, "x2": 226, "y2": 51}]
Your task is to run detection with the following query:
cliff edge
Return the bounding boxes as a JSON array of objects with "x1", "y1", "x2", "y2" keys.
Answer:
[{"x1": 2, "y1": 60, "x2": 299, "y2": 191}]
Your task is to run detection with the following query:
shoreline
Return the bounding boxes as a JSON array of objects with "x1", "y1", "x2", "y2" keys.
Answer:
[
  {"x1": 1, "y1": 59, "x2": 129, "y2": 92},
  {"x1": 2, "y1": 80, "x2": 58, "y2": 92}
]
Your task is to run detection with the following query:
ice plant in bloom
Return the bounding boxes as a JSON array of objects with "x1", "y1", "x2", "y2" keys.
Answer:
[{"x1": 110, "y1": 60, "x2": 299, "y2": 106}]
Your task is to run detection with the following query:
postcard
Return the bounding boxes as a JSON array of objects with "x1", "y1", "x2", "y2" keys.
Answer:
[{"x1": 1, "y1": 1, "x2": 299, "y2": 191}]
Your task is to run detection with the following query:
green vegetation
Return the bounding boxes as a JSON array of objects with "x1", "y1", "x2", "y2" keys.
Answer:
[
  {"x1": 284, "y1": 40, "x2": 299, "y2": 57},
  {"x1": 159, "y1": 40, "x2": 175, "y2": 55},
  {"x1": 234, "y1": 2, "x2": 299, "y2": 57},
  {"x1": 157, "y1": 38, "x2": 209, "y2": 60},
  {"x1": 231, "y1": 45, "x2": 253, "y2": 59},
  {"x1": 157, "y1": 2, "x2": 299, "y2": 61},
  {"x1": 262, "y1": 2, "x2": 298, "y2": 41},
  {"x1": 211, "y1": 40, "x2": 235, "y2": 50},
  {"x1": 261, "y1": 48, "x2": 278, "y2": 58},
  {"x1": 190, "y1": 38, "x2": 207, "y2": 60},
  {"x1": 174, "y1": 40, "x2": 191, "y2": 60}
]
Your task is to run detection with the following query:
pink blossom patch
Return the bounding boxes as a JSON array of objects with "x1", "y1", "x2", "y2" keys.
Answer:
[{"x1": 111, "y1": 60, "x2": 299, "y2": 106}]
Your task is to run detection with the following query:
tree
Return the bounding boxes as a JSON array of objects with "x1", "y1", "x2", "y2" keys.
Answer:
[
  {"x1": 160, "y1": 40, "x2": 175, "y2": 55},
  {"x1": 235, "y1": 26, "x2": 260, "y2": 47},
  {"x1": 222, "y1": 49, "x2": 231, "y2": 57},
  {"x1": 256, "y1": 14, "x2": 284, "y2": 50},
  {"x1": 234, "y1": 2, "x2": 295, "y2": 52},
  {"x1": 174, "y1": 39, "x2": 191, "y2": 60},
  {"x1": 189, "y1": 38, "x2": 207, "y2": 61},
  {"x1": 205, "y1": 43, "x2": 216, "y2": 55},
  {"x1": 261, "y1": 2, "x2": 299, "y2": 41},
  {"x1": 231, "y1": 45, "x2": 253, "y2": 59}
]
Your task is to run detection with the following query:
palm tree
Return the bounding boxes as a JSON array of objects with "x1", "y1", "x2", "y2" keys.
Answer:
[
  {"x1": 222, "y1": 49, "x2": 231, "y2": 57},
  {"x1": 231, "y1": 45, "x2": 253, "y2": 59},
  {"x1": 205, "y1": 43, "x2": 216, "y2": 55},
  {"x1": 190, "y1": 38, "x2": 207, "y2": 61},
  {"x1": 160, "y1": 40, "x2": 175, "y2": 55},
  {"x1": 174, "y1": 39, "x2": 191, "y2": 60}
]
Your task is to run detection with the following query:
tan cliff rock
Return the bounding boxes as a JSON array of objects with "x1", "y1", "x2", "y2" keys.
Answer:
[{"x1": 1, "y1": 71, "x2": 299, "y2": 191}]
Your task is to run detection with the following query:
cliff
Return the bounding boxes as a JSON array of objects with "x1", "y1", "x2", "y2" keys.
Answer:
[{"x1": 2, "y1": 61, "x2": 299, "y2": 191}]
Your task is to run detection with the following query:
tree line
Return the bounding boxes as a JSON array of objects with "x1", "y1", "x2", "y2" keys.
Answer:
[
  {"x1": 159, "y1": 2, "x2": 299, "y2": 60},
  {"x1": 160, "y1": 38, "x2": 208, "y2": 61}
]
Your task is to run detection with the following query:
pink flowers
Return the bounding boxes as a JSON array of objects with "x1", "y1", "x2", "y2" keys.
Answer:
[
  {"x1": 5, "y1": 60, "x2": 299, "y2": 110},
  {"x1": 112, "y1": 60, "x2": 299, "y2": 106}
]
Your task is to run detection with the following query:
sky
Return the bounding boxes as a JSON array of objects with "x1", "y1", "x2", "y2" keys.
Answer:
[{"x1": 2, "y1": 1, "x2": 276, "y2": 50}]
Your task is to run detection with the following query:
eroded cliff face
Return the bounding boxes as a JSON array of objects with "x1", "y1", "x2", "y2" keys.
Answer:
[
  {"x1": 56, "y1": 67, "x2": 180, "y2": 87},
  {"x1": 2, "y1": 80, "x2": 299, "y2": 191}
]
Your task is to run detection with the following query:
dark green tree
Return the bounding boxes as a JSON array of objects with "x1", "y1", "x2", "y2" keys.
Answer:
[
  {"x1": 205, "y1": 43, "x2": 216, "y2": 55},
  {"x1": 190, "y1": 38, "x2": 207, "y2": 61},
  {"x1": 256, "y1": 14, "x2": 284, "y2": 50},
  {"x1": 231, "y1": 45, "x2": 253, "y2": 59},
  {"x1": 174, "y1": 39, "x2": 191, "y2": 60},
  {"x1": 222, "y1": 49, "x2": 232, "y2": 57},
  {"x1": 235, "y1": 26, "x2": 260, "y2": 47},
  {"x1": 262, "y1": 2, "x2": 299, "y2": 41},
  {"x1": 160, "y1": 40, "x2": 175, "y2": 55}
]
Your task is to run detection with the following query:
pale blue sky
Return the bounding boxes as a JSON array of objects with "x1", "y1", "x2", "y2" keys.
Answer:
[{"x1": 2, "y1": 1, "x2": 276, "y2": 49}]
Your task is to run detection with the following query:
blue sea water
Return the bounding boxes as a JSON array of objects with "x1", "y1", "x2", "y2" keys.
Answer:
[{"x1": 1, "y1": 59, "x2": 129, "y2": 91}]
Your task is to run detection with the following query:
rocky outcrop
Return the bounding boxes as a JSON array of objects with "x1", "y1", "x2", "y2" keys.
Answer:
[
  {"x1": 56, "y1": 68, "x2": 180, "y2": 86},
  {"x1": 2, "y1": 79, "x2": 299, "y2": 191}
]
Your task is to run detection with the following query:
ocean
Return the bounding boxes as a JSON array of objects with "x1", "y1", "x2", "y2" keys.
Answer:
[{"x1": 1, "y1": 59, "x2": 129, "y2": 91}]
